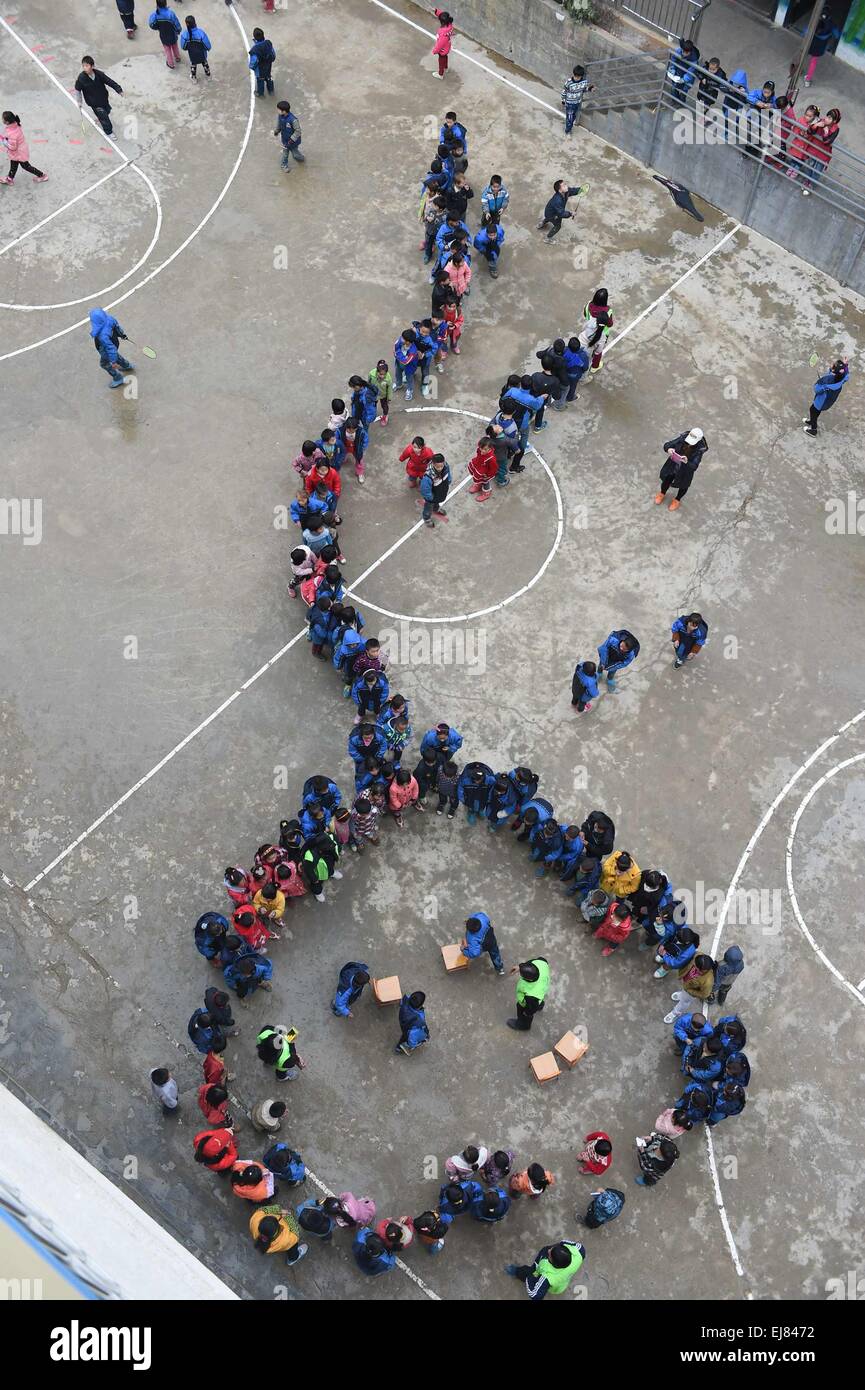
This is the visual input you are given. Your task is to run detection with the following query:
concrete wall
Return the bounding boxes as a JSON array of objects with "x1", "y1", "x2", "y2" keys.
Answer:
[{"x1": 418, "y1": 1, "x2": 865, "y2": 291}]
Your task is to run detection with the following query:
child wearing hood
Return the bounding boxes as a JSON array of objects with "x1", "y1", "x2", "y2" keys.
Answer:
[
  {"x1": 711, "y1": 945, "x2": 744, "y2": 1005},
  {"x1": 88, "y1": 308, "x2": 135, "y2": 388}
]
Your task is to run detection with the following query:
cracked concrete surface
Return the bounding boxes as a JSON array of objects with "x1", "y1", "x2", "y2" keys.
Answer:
[{"x1": 1, "y1": 0, "x2": 864, "y2": 1301}]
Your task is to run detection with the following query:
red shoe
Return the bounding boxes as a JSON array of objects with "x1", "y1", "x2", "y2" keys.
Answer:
[
  {"x1": 668, "y1": 499, "x2": 681, "y2": 511},
  {"x1": 468, "y1": 481, "x2": 481, "y2": 493},
  {"x1": 654, "y1": 493, "x2": 664, "y2": 505},
  {"x1": 475, "y1": 489, "x2": 491, "y2": 502},
  {"x1": 601, "y1": 945, "x2": 616, "y2": 957},
  {"x1": 452, "y1": 344, "x2": 461, "y2": 354}
]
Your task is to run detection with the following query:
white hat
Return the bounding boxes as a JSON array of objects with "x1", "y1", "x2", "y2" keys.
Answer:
[{"x1": 685, "y1": 428, "x2": 704, "y2": 445}]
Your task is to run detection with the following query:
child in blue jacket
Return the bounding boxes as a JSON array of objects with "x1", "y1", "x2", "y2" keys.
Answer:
[
  {"x1": 149, "y1": 6, "x2": 182, "y2": 67},
  {"x1": 394, "y1": 330, "x2": 420, "y2": 401},
  {"x1": 473, "y1": 214, "x2": 504, "y2": 277},
  {"x1": 274, "y1": 101, "x2": 304, "y2": 170},
  {"x1": 804, "y1": 358, "x2": 849, "y2": 436},
  {"x1": 353, "y1": 1229, "x2": 395, "y2": 1277},
  {"x1": 461, "y1": 912, "x2": 505, "y2": 974},
  {"x1": 486, "y1": 774, "x2": 518, "y2": 830},
  {"x1": 653, "y1": 926, "x2": 699, "y2": 979},
  {"x1": 458, "y1": 762, "x2": 494, "y2": 824},
  {"x1": 571, "y1": 660, "x2": 599, "y2": 712},
  {"x1": 306, "y1": 597, "x2": 334, "y2": 659},
  {"x1": 706, "y1": 1081, "x2": 746, "y2": 1126},
  {"x1": 530, "y1": 818, "x2": 565, "y2": 878},
  {"x1": 179, "y1": 16, "x2": 211, "y2": 78},
  {"x1": 514, "y1": 797, "x2": 554, "y2": 843},
  {"x1": 89, "y1": 308, "x2": 135, "y2": 388},
  {"x1": 564, "y1": 337, "x2": 590, "y2": 400},
  {"x1": 331, "y1": 961, "x2": 371, "y2": 1018},
  {"x1": 419, "y1": 454, "x2": 451, "y2": 528},
  {"x1": 597, "y1": 630, "x2": 639, "y2": 691},
  {"x1": 671, "y1": 612, "x2": 708, "y2": 669},
  {"x1": 249, "y1": 26, "x2": 276, "y2": 96}
]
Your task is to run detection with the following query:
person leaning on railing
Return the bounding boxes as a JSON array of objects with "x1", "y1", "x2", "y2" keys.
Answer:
[{"x1": 665, "y1": 37, "x2": 700, "y2": 107}]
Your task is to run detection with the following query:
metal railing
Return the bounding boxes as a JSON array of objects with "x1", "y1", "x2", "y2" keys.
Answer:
[
  {"x1": 612, "y1": 0, "x2": 710, "y2": 43},
  {"x1": 582, "y1": 52, "x2": 865, "y2": 227}
]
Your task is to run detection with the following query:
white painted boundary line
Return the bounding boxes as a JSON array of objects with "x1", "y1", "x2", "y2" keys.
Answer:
[
  {"x1": 0, "y1": 15, "x2": 163, "y2": 312},
  {"x1": 369, "y1": 0, "x2": 563, "y2": 117},
  {"x1": 348, "y1": 408, "x2": 564, "y2": 623},
  {"x1": 785, "y1": 753, "x2": 865, "y2": 1008},
  {"x1": 0, "y1": 162, "x2": 131, "y2": 257},
  {"x1": 0, "y1": 5, "x2": 254, "y2": 356},
  {"x1": 707, "y1": 706, "x2": 865, "y2": 1281},
  {"x1": 605, "y1": 225, "x2": 742, "y2": 352}
]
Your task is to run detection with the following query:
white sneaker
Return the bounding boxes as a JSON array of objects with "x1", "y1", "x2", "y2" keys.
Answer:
[
  {"x1": 332, "y1": 870, "x2": 344, "y2": 880},
  {"x1": 663, "y1": 1011, "x2": 677, "y2": 1025}
]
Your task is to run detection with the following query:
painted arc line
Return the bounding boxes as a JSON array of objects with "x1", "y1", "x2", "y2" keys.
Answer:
[
  {"x1": 706, "y1": 705, "x2": 865, "y2": 1284},
  {"x1": 0, "y1": 15, "x2": 164, "y2": 312},
  {"x1": 21, "y1": 226, "x2": 746, "y2": 887},
  {"x1": 0, "y1": 4, "x2": 255, "y2": 359},
  {"x1": 346, "y1": 407, "x2": 563, "y2": 624},
  {"x1": 785, "y1": 753, "x2": 865, "y2": 1008},
  {"x1": 0, "y1": 161, "x2": 131, "y2": 257}
]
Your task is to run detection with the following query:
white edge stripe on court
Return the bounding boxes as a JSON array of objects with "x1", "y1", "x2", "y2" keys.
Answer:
[
  {"x1": 0, "y1": 6, "x2": 254, "y2": 355},
  {"x1": 706, "y1": 705, "x2": 865, "y2": 1282},
  {"x1": 0, "y1": 15, "x2": 164, "y2": 312},
  {"x1": 0, "y1": 162, "x2": 131, "y2": 257},
  {"x1": 785, "y1": 753, "x2": 865, "y2": 1008}
]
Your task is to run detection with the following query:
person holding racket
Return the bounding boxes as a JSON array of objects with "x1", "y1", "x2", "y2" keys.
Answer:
[
  {"x1": 654, "y1": 427, "x2": 707, "y2": 511},
  {"x1": 536, "y1": 179, "x2": 586, "y2": 242},
  {"x1": 89, "y1": 308, "x2": 135, "y2": 389},
  {"x1": 803, "y1": 358, "x2": 849, "y2": 436}
]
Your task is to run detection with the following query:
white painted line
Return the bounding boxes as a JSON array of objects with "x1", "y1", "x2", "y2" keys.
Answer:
[
  {"x1": 369, "y1": 0, "x2": 563, "y2": 118},
  {"x1": 858, "y1": 976, "x2": 865, "y2": 991},
  {"x1": 21, "y1": 225, "x2": 744, "y2": 886},
  {"x1": 605, "y1": 224, "x2": 742, "y2": 353},
  {"x1": 0, "y1": 15, "x2": 163, "y2": 312},
  {"x1": 302, "y1": 1168, "x2": 440, "y2": 1299},
  {"x1": 785, "y1": 754, "x2": 865, "y2": 1009},
  {"x1": 0, "y1": 162, "x2": 132, "y2": 256},
  {"x1": 347, "y1": 408, "x2": 564, "y2": 623},
  {"x1": 0, "y1": 5, "x2": 254, "y2": 356},
  {"x1": 708, "y1": 706, "x2": 865, "y2": 1283}
]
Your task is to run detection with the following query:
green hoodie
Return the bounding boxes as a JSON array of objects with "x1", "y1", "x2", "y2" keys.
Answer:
[{"x1": 515, "y1": 957, "x2": 550, "y2": 1006}]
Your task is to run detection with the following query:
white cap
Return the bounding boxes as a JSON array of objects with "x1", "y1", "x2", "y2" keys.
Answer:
[{"x1": 685, "y1": 428, "x2": 704, "y2": 445}]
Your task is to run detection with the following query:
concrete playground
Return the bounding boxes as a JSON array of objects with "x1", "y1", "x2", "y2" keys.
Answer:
[{"x1": 1, "y1": 0, "x2": 864, "y2": 1301}]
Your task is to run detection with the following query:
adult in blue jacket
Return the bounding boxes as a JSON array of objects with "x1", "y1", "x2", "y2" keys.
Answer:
[
  {"x1": 706, "y1": 1081, "x2": 746, "y2": 1126},
  {"x1": 571, "y1": 660, "x2": 599, "y2": 712},
  {"x1": 353, "y1": 1229, "x2": 396, "y2": 1277},
  {"x1": 458, "y1": 761, "x2": 494, "y2": 823},
  {"x1": 348, "y1": 723, "x2": 387, "y2": 768},
  {"x1": 474, "y1": 216, "x2": 504, "y2": 277},
  {"x1": 148, "y1": 6, "x2": 182, "y2": 67},
  {"x1": 420, "y1": 722, "x2": 463, "y2": 761},
  {"x1": 331, "y1": 961, "x2": 371, "y2": 1017},
  {"x1": 179, "y1": 17, "x2": 211, "y2": 79},
  {"x1": 439, "y1": 1179, "x2": 483, "y2": 1218},
  {"x1": 396, "y1": 990, "x2": 429, "y2": 1055},
  {"x1": 485, "y1": 774, "x2": 518, "y2": 829},
  {"x1": 461, "y1": 912, "x2": 505, "y2": 974},
  {"x1": 804, "y1": 358, "x2": 849, "y2": 436},
  {"x1": 302, "y1": 776, "x2": 341, "y2": 814},
  {"x1": 248, "y1": 26, "x2": 276, "y2": 97},
  {"x1": 89, "y1": 308, "x2": 135, "y2": 388},
  {"x1": 472, "y1": 1187, "x2": 511, "y2": 1222},
  {"x1": 514, "y1": 797, "x2": 554, "y2": 843},
  {"x1": 536, "y1": 180, "x2": 585, "y2": 241},
  {"x1": 671, "y1": 612, "x2": 709, "y2": 669},
  {"x1": 597, "y1": 629, "x2": 640, "y2": 691},
  {"x1": 529, "y1": 818, "x2": 565, "y2": 877}
]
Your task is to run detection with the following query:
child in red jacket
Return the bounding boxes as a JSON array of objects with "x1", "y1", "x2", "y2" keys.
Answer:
[
  {"x1": 578, "y1": 1132, "x2": 613, "y2": 1175},
  {"x1": 399, "y1": 436, "x2": 434, "y2": 490},
  {"x1": 593, "y1": 900, "x2": 633, "y2": 958},
  {"x1": 468, "y1": 436, "x2": 497, "y2": 503}
]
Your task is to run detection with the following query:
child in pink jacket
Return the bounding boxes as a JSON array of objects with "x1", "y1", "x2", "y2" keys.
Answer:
[
  {"x1": 1, "y1": 112, "x2": 47, "y2": 184},
  {"x1": 389, "y1": 769, "x2": 424, "y2": 827},
  {"x1": 445, "y1": 251, "x2": 471, "y2": 302},
  {"x1": 432, "y1": 10, "x2": 454, "y2": 79}
]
